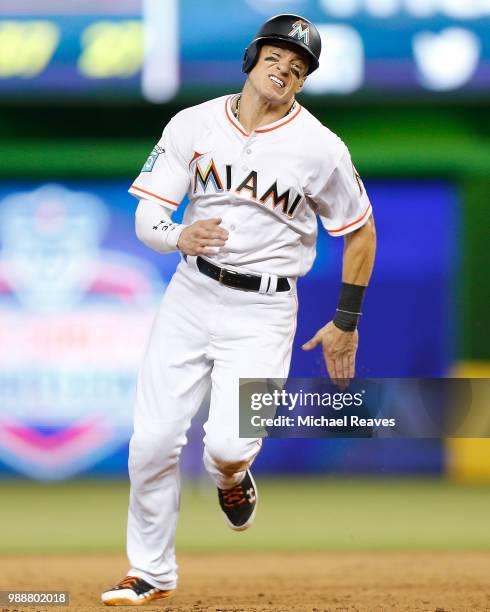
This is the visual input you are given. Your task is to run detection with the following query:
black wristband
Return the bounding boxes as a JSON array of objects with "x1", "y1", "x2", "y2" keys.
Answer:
[{"x1": 333, "y1": 282, "x2": 366, "y2": 332}]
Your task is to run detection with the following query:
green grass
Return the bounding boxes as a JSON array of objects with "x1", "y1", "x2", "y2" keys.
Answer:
[{"x1": 0, "y1": 478, "x2": 489, "y2": 554}]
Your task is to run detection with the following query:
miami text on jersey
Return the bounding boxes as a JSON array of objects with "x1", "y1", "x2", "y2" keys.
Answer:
[{"x1": 191, "y1": 152, "x2": 302, "y2": 219}]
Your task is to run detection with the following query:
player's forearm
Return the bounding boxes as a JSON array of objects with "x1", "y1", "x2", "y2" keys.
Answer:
[
  {"x1": 331, "y1": 216, "x2": 376, "y2": 332},
  {"x1": 341, "y1": 215, "x2": 376, "y2": 286},
  {"x1": 135, "y1": 199, "x2": 186, "y2": 253}
]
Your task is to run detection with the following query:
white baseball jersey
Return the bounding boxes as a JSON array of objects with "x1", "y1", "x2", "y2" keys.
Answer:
[{"x1": 129, "y1": 94, "x2": 371, "y2": 278}]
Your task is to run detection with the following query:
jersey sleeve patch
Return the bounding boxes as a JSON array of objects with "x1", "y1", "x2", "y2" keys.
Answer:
[{"x1": 141, "y1": 145, "x2": 165, "y2": 172}]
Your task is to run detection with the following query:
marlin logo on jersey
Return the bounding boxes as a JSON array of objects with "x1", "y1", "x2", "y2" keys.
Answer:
[
  {"x1": 190, "y1": 152, "x2": 302, "y2": 219},
  {"x1": 288, "y1": 20, "x2": 310, "y2": 46},
  {"x1": 194, "y1": 159, "x2": 224, "y2": 193}
]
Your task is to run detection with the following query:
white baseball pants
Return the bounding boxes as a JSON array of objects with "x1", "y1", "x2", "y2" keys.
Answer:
[{"x1": 126, "y1": 258, "x2": 298, "y2": 589}]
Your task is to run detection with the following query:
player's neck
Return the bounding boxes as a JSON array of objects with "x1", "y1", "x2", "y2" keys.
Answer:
[{"x1": 236, "y1": 84, "x2": 296, "y2": 133}]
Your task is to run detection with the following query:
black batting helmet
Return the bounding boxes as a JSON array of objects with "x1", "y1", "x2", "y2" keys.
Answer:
[{"x1": 242, "y1": 14, "x2": 321, "y2": 76}]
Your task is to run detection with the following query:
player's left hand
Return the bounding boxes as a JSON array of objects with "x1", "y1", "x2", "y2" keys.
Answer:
[{"x1": 301, "y1": 321, "x2": 359, "y2": 387}]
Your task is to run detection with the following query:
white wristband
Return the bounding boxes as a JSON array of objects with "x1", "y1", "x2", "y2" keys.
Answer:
[{"x1": 135, "y1": 199, "x2": 187, "y2": 253}]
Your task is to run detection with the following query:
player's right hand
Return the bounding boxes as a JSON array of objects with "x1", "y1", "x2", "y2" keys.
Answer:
[
  {"x1": 302, "y1": 321, "x2": 359, "y2": 389},
  {"x1": 177, "y1": 218, "x2": 229, "y2": 256}
]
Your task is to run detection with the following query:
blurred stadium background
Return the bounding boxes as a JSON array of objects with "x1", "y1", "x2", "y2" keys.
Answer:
[{"x1": 0, "y1": 0, "x2": 489, "y2": 558}]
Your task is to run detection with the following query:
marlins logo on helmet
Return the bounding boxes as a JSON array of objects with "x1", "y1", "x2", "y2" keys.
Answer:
[
  {"x1": 288, "y1": 20, "x2": 310, "y2": 45},
  {"x1": 242, "y1": 14, "x2": 322, "y2": 75}
]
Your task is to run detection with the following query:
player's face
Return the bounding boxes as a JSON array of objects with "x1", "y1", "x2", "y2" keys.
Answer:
[{"x1": 249, "y1": 44, "x2": 308, "y2": 104}]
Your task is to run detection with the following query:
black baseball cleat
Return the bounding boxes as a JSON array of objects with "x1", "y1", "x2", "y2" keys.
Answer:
[
  {"x1": 101, "y1": 575, "x2": 174, "y2": 606},
  {"x1": 218, "y1": 469, "x2": 258, "y2": 531}
]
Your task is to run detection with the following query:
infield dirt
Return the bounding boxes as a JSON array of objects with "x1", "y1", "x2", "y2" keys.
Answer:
[{"x1": 2, "y1": 552, "x2": 490, "y2": 611}]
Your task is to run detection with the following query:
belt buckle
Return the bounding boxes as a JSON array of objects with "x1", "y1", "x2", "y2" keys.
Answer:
[{"x1": 218, "y1": 267, "x2": 240, "y2": 287}]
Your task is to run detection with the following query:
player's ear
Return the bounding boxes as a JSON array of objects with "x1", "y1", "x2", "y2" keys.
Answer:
[{"x1": 296, "y1": 77, "x2": 306, "y2": 93}]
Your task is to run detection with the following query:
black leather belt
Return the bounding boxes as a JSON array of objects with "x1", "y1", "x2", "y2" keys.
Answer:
[{"x1": 188, "y1": 256, "x2": 290, "y2": 293}]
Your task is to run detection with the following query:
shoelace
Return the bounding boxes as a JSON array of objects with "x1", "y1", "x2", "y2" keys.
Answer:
[{"x1": 222, "y1": 483, "x2": 247, "y2": 507}]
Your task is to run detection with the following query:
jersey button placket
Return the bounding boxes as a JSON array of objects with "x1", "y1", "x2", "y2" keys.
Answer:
[{"x1": 242, "y1": 140, "x2": 253, "y2": 170}]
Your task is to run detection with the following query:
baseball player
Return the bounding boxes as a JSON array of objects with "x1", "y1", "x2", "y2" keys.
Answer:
[{"x1": 102, "y1": 13, "x2": 376, "y2": 606}]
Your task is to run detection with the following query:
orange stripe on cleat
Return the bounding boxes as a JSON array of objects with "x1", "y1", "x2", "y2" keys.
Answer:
[{"x1": 102, "y1": 589, "x2": 174, "y2": 606}]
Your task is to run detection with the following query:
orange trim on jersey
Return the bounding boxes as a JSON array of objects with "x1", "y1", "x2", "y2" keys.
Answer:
[
  {"x1": 130, "y1": 185, "x2": 179, "y2": 208},
  {"x1": 189, "y1": 150, "x2": 203, "y2": 168},
  {"x1": 328, "y1": 203, "x2": 372, "y2": 234},
  {"x1": 224, "y1": 96, "x2": 302, "y2": 137},
  {"x1": 225, "y1": 96, "x2": 249, "y2": 137},
  {"x1": 255, "y1": 104, "x2": 302, "y2": 133}
]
